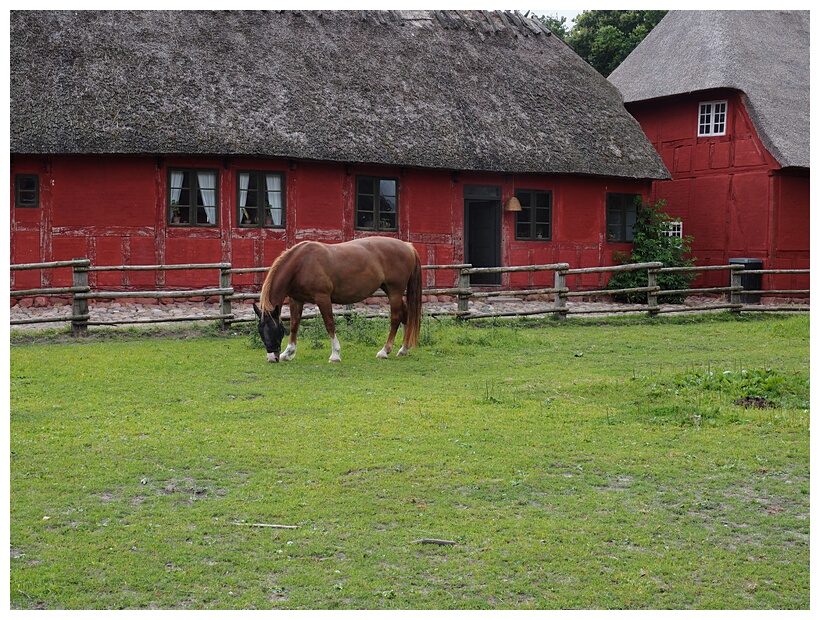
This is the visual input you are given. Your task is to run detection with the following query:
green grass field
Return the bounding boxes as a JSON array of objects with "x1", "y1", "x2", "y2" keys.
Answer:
[{"x1": 9, "y1": 313, "x2": 810, "y2": 609}]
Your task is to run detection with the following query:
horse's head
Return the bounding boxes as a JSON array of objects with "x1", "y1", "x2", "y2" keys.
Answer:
[{"x1": 253, "y1": 303, "x2": 286, "y2": 363}]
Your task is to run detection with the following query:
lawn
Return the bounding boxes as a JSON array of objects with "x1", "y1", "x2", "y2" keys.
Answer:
[{"x1": 9, "y1": 313, "x2": 810, "y2": 609}]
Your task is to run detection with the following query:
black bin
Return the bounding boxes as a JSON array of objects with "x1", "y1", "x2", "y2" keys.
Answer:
[{"x1": 729, "y1": 258, "x2": 763, "y2": 304}]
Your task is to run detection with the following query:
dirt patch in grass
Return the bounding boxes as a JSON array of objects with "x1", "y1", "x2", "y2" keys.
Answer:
[{"x1": 734, "y1": 396, "x2": 775, "y2": 409}]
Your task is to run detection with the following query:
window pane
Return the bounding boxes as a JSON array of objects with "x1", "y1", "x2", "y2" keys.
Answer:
[
  {"x1": 465, "y1": 184, "x2": 501, "y2": 199},
  {"x1": 238, "y1": 173, "x2": 250, "y2": 208},
  {"x1": 266, "y1": 174, "x2": 282, "y2": 192},
  {"x1": 177, "y1": 206, "x2": 191, "y2": 224},
  {"x1": 713, "y1": 102, "x2": 726, "y2": 133},
  {"x1": 265, "y1": 174, "x2": 284, "y2": 227},
  {"x1": 241, "y1": 207, "x2": 258, "y2": 225},
  {"x1": 170, "y1": 171, "x2": 189, "y2": 191},
  {"x1": 517, "y1": 223, "x2": 531, "y2": 238},
  {"x1": 358, "y1": 211, "x2": 375, "y2": 228},
  {"x1": 380, "y1": 195, "x2": 397, "y2": 213},
  {"x1": 379, "y1": 213, "x2": 397, "y2": 229},
  {"x1": 699, "y1": 103, "x2": 711, "y2": 135},
  {"x1": 607, "y1": 225, "x2": 620, "y2": 242},
  {"x1": 246, "y1": 175, "x2": 259, "y2": 208},
  {"x1": 380, "y1": 179, "x2": 396, "y2": 197},
  {"x1": 625, "y1": 208, "x2": 636, "y2": 242},
  {"x1": 358, "y1": 194, "x2": 374, "y2": 213},
  {"x1": 170, "y1": 171, "x2": 190, "y2": 214},
  {"x1": 358, "y1": 177, "x2": 375, "y2": 195},
  {"x1": 197, "y1": 173, "x2": 217, "y2": 206},
  {"x1": 607, "y1": 207, "x2": 622, "y2": 241}
]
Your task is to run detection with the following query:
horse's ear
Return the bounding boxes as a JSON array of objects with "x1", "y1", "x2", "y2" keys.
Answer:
[{"x1": 253, "y1": 302, "x2": 262, "y2": 318}]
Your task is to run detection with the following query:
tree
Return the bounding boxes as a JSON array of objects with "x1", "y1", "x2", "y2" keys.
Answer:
[
  {"x1": 532, "y1": 13, "x2": 571, "y2": 41},
  {"x1": 566, "y1": 10, "x2": 667, "y2": 76},
  {"x1": 607, "y1": 198, "x2": 697, "y2": 304}
]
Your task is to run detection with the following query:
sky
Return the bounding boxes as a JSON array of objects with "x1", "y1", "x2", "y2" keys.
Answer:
[{"x1": 527, "y1": 9, "x2": 583, "y2": 28}]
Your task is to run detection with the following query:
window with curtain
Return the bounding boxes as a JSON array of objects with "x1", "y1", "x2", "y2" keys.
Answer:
[
  {"x1": 168, "y1": 168, "x2": 219, "y2": 226},
  {"x1": 237, "y1": 171, "x2": 285, "y2": 228}
]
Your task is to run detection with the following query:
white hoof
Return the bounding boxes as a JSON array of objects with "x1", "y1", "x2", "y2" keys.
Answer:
[
  {"x1": 376, "y1": 348, "x2": 389, "y2": 359},
  {"x1": 396, "y1": 346, "x2": 408, "y2": 357},
  {"x1": 329, "y1": 355, "x2": 341, "y2": 363},
  {"x1": 280, "y1": 345, "x2": 296, "y2": 361},
  {"x1": 266, "y1": 352, "x2": 279, "y2": 363}
]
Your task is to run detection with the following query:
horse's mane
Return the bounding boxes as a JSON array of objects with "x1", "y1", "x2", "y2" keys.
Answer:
[{"x1": 259, "y1": 243, "x2": 302, "y2": 314}]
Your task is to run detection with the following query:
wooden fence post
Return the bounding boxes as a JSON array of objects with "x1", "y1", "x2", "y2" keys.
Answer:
[
  {"x1": 647, "y1": 269, "x2": 659, "y2": 317},
  {"x1": 457, "y1": 268, "x2": 471, "y2": 316},
  {"x1": 730, "y1": 266, "x2": 743, "y2": 314},
  {"x1": 554, "y1": 267, "x2": 567, "y2": 320},
  {"x1": 220, "y1": 266, "x2": 232, "y2": 331},
  {"x1": 71, "y1": 258, "x2": 89, "y2": 336}
]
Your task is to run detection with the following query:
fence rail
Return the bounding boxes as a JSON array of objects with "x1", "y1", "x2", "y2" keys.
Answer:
[{"x1": 10, "y1": 259, "x2": 809, "y2": 333}]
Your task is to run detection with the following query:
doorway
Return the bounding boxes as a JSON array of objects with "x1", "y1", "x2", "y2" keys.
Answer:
[{"x1": 464, "y1": 184, "x2": 502, "y2": 285}]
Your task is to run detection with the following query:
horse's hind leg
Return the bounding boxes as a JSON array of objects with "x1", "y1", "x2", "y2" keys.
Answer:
[
  {"x1": 280, "y1": 299, "x2": 303, "y2": 361},
  {"x1": 316, "y1": 296, "x2": 341, "y2": 362},
  {"x1": 378, "y1": 292, "x2": 406, "y2": 359},
  {"x1": 395, "y1": 297, "x2": 409, "y2": 357}
]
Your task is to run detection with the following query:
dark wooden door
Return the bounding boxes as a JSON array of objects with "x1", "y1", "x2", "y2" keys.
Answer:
[{"x1": 464, "y1": 185, "x2": 501, "y2": 285}]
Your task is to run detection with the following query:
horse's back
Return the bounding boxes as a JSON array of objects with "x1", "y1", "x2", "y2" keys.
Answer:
[
  {"x1": 344, "y1": 236, "x2": 417, "y2": 262},
  {"x1": 286, "y1": 237, "x2": 417, "y2": 304}
]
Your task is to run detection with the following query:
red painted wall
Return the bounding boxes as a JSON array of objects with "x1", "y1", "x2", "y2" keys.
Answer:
[
  {"x1": 629, "y1": 89, "x2": 809, "y2": 291},
  {"x1": 10, "y1": 154, "x2": 652, "y2": 294}
]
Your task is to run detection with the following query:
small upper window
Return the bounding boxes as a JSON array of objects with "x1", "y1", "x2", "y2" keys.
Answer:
[
  {"x1": 698, "y1": 100, "x2": 727, "y2": 136},
  {"x1": 168, "y1": 169, "x2": 219, "y2": 226},
  {"x1": 15, "y1": 174, "x2": 39, "y2": 208},
  {"x1": 662, "y1": 220, "x2": 683, "y2": 238},
  {"x1": 606, "y1": 193, "x2": 640, "y2": 242},
  {"x1": 238, "y1": 171, "x2": 285, "y2": 228},
  {"x1": 515, "y1": 189, "x2": 552, "y2": 241},
  {"x1": 356, "y1": 176, "x2": 398, "y2": 231}
]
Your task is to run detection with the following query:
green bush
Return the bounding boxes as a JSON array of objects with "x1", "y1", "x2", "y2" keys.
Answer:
[{"x1": 608, "y1": 198, "x2": 697, "y2": 303}]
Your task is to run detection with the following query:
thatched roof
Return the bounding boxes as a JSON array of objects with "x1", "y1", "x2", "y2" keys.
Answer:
[
  {"x1": 10, "y1": 10, "x2": 669, "y2": 179},
  {"x1": 608, "y1": 10, "x2": 809, "y2": 169}
]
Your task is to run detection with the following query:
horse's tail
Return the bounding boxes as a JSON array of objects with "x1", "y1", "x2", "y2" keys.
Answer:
[{"x1": 403, "y1": 245, "x2": 423, "y2": 349}]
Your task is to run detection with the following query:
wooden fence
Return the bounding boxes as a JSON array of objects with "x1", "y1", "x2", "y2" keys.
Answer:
[{"x1": 10, "y1": 259, "x2": 809, "y2": 334}]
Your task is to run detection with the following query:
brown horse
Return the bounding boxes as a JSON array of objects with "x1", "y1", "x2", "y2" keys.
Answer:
[{"x1": 253, "y1": 237, "x2": 422, "y2": 362}]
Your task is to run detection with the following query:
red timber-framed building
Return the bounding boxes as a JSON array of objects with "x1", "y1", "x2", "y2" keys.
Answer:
[
  {"x1": 609, "y1": 10, "x2": 810, "y2": 294},
  {"x1": 10, "y1": 11, "x2": 669, "y2": 296}
]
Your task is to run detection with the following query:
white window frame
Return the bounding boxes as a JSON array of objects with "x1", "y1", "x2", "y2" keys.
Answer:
[
  {"x1": 698, "y1": 100, "x2": 727, "y2": 137},
  {"x1": 662, "y1": 220, "x2": 683, "y2": 238}
]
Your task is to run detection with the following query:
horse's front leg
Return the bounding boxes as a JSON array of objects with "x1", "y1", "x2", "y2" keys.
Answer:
[
  {"x1": 316, "y1": 297, "x2": 341, "y2": 362},
  {"x1": 280, "y1": 299, "x2": 303, "y2": 361}
]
